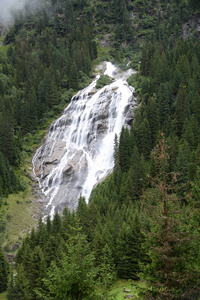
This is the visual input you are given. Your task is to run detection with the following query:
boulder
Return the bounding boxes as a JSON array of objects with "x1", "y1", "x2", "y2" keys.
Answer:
[
  {"x1": 44, "y1": 140, "x2": 67, "y2": 164},
  {"x1": 63, "y1": 165, "x2": 73, "y2": 176},
  {"x1": 88, "y1": 89, "x2": 97, "y2": 96},
  {"x1": 62, "y1": 150, "x2": 88, "y2": 181}
]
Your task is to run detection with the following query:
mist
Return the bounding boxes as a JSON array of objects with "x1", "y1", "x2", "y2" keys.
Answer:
[{"x1": 0, "y1": 0, "x2": 41, "y2": 26}]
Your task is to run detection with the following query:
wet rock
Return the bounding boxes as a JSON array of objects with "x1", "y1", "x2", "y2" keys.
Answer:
[
  {"x1": 95, "y1": 61, "x2": 107, "y2": 73},
  {"x1": 88, "y1": 89, "x2": 97, "y2": 96},
  {"x1": 44, "y1": 140, "x2": 67, "y2": 164},
  {"x1": 97, "y1": 122, "x2": 107, "y2": 133},
  {"x1": 62, "y1": 150, "x2": 88, "y2": 180},
  {"x1": 32, "y1": 62, "x2": 137, "y2": 216},
  {"x1": 63, "y1": 165, "x2": 73, "y2": 176}
]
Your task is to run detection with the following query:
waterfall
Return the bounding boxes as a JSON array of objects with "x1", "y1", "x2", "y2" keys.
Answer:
[{"x1": 32, "y1": 62, "x2": 137, "y2": 219}]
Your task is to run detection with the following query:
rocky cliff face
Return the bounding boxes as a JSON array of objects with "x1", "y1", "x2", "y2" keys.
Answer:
[
  {"x1": 33, "y1": 62, "x2": 137, "y2": 219},
  {"x1": 182, "y1": 15, "x2": 200, "y2": 39}
]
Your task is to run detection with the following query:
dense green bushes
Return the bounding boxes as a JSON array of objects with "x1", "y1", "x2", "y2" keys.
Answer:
[
  {"x1": 2, "y1": 0, "x2": 200, "y2": 298},
  {"x1": 0, "y1": 250, "x2": 9, "y2": 293},
  {"x1": 96, "y1": 75, "x2": 111, "y2": 88}
]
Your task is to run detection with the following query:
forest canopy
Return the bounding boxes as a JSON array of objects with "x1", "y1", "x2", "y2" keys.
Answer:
[{"x1": 0, "y1": 0, "x2": 200, "y2": 299}]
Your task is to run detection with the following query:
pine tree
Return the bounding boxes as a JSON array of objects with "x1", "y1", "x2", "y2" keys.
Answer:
[
  {"x1": 8, "y1": 265, "x2": 32, "y2": 300},
  {"x1": 69, "y1": 61, "x2": 79, "y2": 90},
  {"x1": 125, "y1": 146, "x2": 147, "y2": 201},
  {"x1": 157, "y1": 83, "x2": 172, "y2": 130},
  {"x1": 115, "y1": 216, "x2": 143, "y2": 280},
  {"x1": 39, "y1": 223, "x2": 98, "y2": 300},
  {"x1": 0, "y1": 250, "x2": 9, "y2": 293},
  {"x1": 51, "y1": 211, "x2": 62, "y2": 235},
  {"x1": 175, "y1": 84, "x2": 189, "y2": 137},
  {"x1": 118, "y1": 127, "x2": 134, "y2": 173},
  {"x1": 76, "y1": 196, "x2": 91, "y2": 239},
  {"x1": 92, "y1": 222, "x2": 105, "y2": 266},
  {"x1": 135, "y1": 118, "x2": 152, "y2": 160},
  {"x1": 49, "y1": 77, "x2": 59, "y2": 108},
  {"x1": 99, "y1": 244, "x2": 116, "y2": 298},
  {"x1": 146, "y1": 97, "x2": 159, "y2": 147},
  {"x1": 27, "y1": 246, "x2": 47, "y2": 296},
  {"x1": 140, "y1": 133, "x2": 200, "y2": 299}
]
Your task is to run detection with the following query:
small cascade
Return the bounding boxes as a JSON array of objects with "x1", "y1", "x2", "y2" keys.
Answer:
[{"x1": 33, "y1": 62, "x2": 137, "y2": 219}]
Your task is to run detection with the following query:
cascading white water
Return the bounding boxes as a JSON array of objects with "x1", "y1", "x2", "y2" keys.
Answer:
[{"x1": 33, "y1": 62, "x2": 136, "y2": 219}]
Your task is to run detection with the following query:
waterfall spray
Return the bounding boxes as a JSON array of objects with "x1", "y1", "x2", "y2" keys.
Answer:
[{"x1": 32, "y1": 62, "x2": 137, "y2": 219}]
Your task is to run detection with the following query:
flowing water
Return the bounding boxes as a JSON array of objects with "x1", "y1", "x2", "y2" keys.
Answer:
[{"x1": 32, "y1": 62, "x2": 137, "y2": 219}]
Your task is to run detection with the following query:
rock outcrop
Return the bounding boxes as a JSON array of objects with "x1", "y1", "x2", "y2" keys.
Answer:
[{"x1": 33, "y1": 62, "x2": 137, "y2": 218}]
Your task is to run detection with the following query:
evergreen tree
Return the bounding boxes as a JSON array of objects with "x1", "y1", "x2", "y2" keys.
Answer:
[
  {"x1": 76, "y1": 196, "x2": 91, "y2": 239},
  {"x1": 146, "y1": 97, "x2": 159, "y2": 147},
  {"x1": 38, "y1": 225, "x2": 98, "y2": 300},
  {"x1": 51, "y1": 211, "x2": 62, "y2": 235},
  {"x1": 157, "y1": 83, "x2": 171, "y2": 130},
  {"x1": 27, "y1": 245, "x2": 47, "y2": 296},
  {"x1": 69, "y1": 61, "x2": 79, "y2": 90},
  {"x1": 140, "y1": 134, "x2": 200, "y2": 299},
  {"x1": 8, "y1": 265, "x2": 32, "y2": 300},
  {"x1": 118, "y1": 127, "x2": 134, "y2": 173},
  {"x1": 135, "y1": 118, "x2": 152, "y2": 160},
  {"x1": 125, "y1": 146, "x2": 147, "y2": 201},
  {"x1": 0, "y1": 250, "x2": 9, "y2": 293},
  {"x1": 175, "y1": 84, "x2": 189, "y2": 137},
  {"x1": 99, "y1": 244, "x2": 116, "y2": 298},
  {"x1": 115, "y1": 207, "x2": 144, "y2": 281}
]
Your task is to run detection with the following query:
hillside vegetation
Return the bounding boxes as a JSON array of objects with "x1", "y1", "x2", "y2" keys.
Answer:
[{"x1": 1, "y1": 0, "x2": 200, "y2": 299}]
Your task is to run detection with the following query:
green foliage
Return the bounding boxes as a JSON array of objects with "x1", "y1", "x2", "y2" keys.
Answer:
[
  {"x1": 0, "y1": 291, "x2": 8, "y2": 300},
  {"x1": 0, "y1": 208, "x2": 6, "y2": 237},
  {"x1": 116, "y1": 220, "x2": 141, "y2": 280},
  {"x1": 8, "y1": 266, "x2": 32, "y2": 300},
  {"x1": 41, "y1": 233, "x2": 97, "y2": 299},
  {"x1": 127, "y1": 73, "x2": 138, "y2": 88},
  {"x1": 0, "y1": 0, "x2": 98, "y2": 199},
  {"x1": 99, "y1": 244, "x2": 116, "y2": 296},
  {"x1": 96, "y1": 75, "x2": 112, "y2": 89},
  {"x1": 0, "y1": 250, "x2": 9, "y2": 293},
  {"x1": 139, "y1": 135, "x2": 200, "y2": 299},
  {"x1": 135, "y1": 36, "x2": 200, "y2": 185},
  {"x1": 11, "y1": 214, "x2": 98, "y2": 300},
  {"x1": 3, "y1": 1, "x2": 200, "y2": 299}
]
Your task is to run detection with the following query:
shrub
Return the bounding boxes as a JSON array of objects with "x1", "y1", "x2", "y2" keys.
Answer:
[{"x1": 96, "y1": 75, "x2": 111, "y2": 88}]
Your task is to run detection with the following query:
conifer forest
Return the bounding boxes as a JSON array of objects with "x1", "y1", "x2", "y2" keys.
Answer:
[{"x1": 0, "y1": 0, "x2": 200, "y2": 299}]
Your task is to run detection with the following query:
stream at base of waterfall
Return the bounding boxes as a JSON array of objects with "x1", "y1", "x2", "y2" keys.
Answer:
[{"x1": 32, "y1": 62, "x2": 137, "y2": 220}]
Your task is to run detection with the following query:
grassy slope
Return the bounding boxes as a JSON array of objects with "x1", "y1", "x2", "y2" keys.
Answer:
[
  {"x1": 0, "y1": 279, "x2": 148, "y2": 300},
  {"x1": 109, "y1": 281, "x2": 138, "y2": 299},
  {"x1": 96, "y1": 279, "x2": 146, "y2": 299},
  {"x1": 0, "y1": 291, "x2": 7, "y2": 300},
  {"x1": 1, "y1": 129, "x2": 48, "y2": 251},
  {"x1": 0, "y1": 39, "x2": 38, "y2": 251}
]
